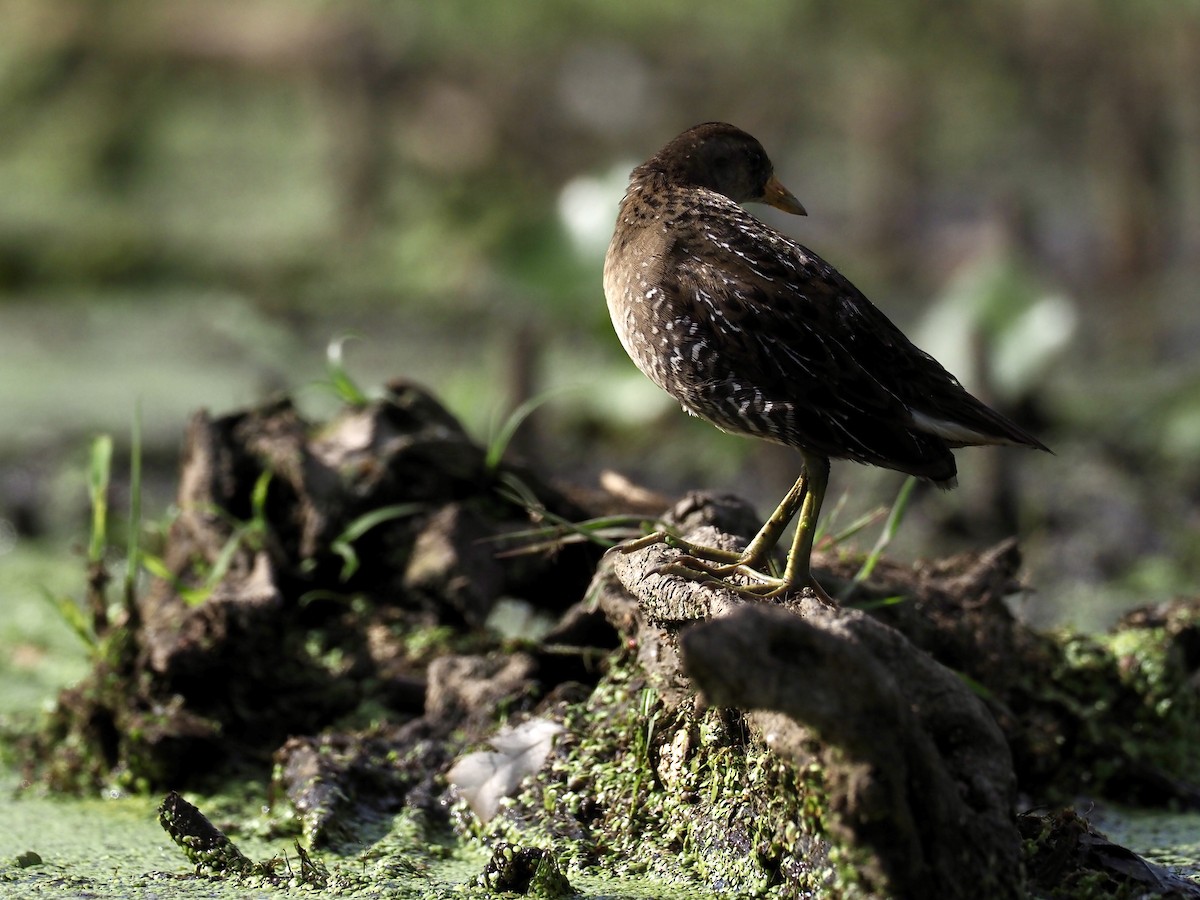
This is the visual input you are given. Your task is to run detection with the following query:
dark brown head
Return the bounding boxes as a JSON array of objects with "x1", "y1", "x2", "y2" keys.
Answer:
[{"x1": 637, "y1": 122, "x2": 807, "y2": 215}]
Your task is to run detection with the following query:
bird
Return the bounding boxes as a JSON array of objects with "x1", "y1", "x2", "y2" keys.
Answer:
[{"x1": 603, "y1": 122, "x2": 1049, "y2": 600}]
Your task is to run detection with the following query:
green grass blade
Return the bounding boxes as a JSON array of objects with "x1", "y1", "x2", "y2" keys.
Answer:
[
  {"x1": 484, "y1": 514, "x2": 649, "y2": 545},
  {"x1": 339, "y1": 503, "x2": 425, "y2": 544},
  {"x1": 824, "y1": 505, "x2": 887, "y2": 548},
  {"x1": 494, "y1": 473, "x2": 634, "y2": 550},
  {"x1": 87, "y1": 435, "x2": 113, "y2": 565},
  {"x1": 813, "y1": 489, "x2": 848, "y2": 544},
  {"x1": 251, "y1": 470, "x2": 273, "y2": 522},
  {"x1": 40, "y1": 588, "x2": 96, "y2": 650},
  {"x1": 851, "y1": 594, "x2": 908, "y2": 611},
  {"x1": 495, "y1": 472, "x2": 544, "y2": 513},
  {"x1": 180, "y1": 520, "x2": 255, "y2": 606},
  {"x1": 485, "y1": 386, "x2": 579, "y2": 471},
  {"x1": 330, "y1": 502, "x2": 424, "y2": 580},
  {"x1": 140, "y1": 551, "x2": 211, "y2": 606},
  {"x1": 139, "y1": 552, "x2": 176, "y2": 584},
  {"x1": 125, "y1": 403, "x2": 143, "y2": 603},
  {"x1": 841, "y1": 475, "x2": 917, "y2": 602},
  {"x1": 485, "y1": 396, "x2": 542, "y2": 471},
  {"x1": 878, "y1": 476, "x2": 917, "y2": 546},
  {"x1": 324, "y1": 334, "x2": 370, "y2": 407}
]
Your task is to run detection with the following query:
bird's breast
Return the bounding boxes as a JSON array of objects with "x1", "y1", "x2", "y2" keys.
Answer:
[{"x1": 604, "y1": 236, "x2": 686, "y2": 393}]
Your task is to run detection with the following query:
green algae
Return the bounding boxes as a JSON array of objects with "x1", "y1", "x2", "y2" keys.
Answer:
[
  {"x1": 1048, "y1": 608, "x2": 1200, "y2": 795},
  {"x1": 479, "y1": 654, "x2": 832, "y2": 897},
  {"x1": 0, "y1": 765, "x2": 730, "y2": 899},
  {"x1": 477, "y1": 842, "x2": 574, "y2": 896}
]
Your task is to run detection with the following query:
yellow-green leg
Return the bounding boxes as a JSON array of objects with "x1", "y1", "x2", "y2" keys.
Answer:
[
  {"x1": 619, "y1": 452, "x2": 832, "y2": 600},
  {"x1": 774, "y1": 452, "x2": 830, "y2": 596}
]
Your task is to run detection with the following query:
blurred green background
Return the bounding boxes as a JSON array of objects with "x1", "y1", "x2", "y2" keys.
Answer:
[{"x1": 2, "y1": 0, "x2": 1199, "y2": 636}]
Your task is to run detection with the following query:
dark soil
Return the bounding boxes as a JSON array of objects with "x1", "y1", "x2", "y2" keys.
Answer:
[{"x1": 18, "y1": 382, "x2": 1200, "y2": 897}]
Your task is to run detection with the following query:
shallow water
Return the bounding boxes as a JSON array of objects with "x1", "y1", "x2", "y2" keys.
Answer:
[
  {"x1": 6, "y1": 773, "x2": 1197, "y2": 900},
  {"x1": 1087, "y1": 802, "x2": 1200, "y2": 883},
  {"x1": 0, "y1": 769, "x2": 722, "y2": 900}
]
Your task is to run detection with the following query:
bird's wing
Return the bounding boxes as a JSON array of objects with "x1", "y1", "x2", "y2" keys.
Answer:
[{"x1": 659, "y1": 199, "x2": 1039, "y2": 475}]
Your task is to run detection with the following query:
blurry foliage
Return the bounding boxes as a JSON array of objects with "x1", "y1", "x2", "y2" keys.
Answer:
[
  {"x1": 1, "y1": 0, "x2": 1199, "y2": 621},
  {"x1": 3, "y1": 0, "x2": 1197, "y2": 315}
]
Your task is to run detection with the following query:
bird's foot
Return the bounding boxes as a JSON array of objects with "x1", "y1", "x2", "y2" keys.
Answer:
[
  {"x1": 617, "y1": 532, "x2": 773, "y2": 588},
  {"x1": 614, "y1": 531, "x2": 833, "y2": 602},
  {"x1": 655, "y1": 556, "x2": 834, "y2": 603}
]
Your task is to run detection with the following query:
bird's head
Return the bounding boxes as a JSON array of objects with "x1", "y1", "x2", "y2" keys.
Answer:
[{"x1": 646, "y1": 122, "x2": 807, "y2": 216}]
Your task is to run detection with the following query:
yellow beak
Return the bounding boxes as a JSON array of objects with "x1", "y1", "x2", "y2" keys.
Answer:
[{"x1": 762, "y1": 174, "x2": 807, "y2": 216}]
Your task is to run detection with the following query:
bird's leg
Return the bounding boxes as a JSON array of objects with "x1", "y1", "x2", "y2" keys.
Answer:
[
  {"x1": 762, "y1": 453, "x2": 831, "y2": 600},
  {"x1": 669, "y1": 471, "x2": 809, "y2": 575},
  {"x1": 656, "y1": 454, "x2": 834, "y2": 602}
]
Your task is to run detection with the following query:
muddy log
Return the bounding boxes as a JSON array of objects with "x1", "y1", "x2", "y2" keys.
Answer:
[
  {"x1": 606, "y1": 506, "x2": 1021, "y2": 898},
  {"x1": 682, "y1": 603, "x2": 1021, "y2": 899}
]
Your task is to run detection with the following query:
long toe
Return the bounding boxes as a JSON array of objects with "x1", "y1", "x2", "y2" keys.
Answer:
[
  {"x1": 656, "y1": 556, "x2": 790, "y2": 598},
  {"x1": 670, "y1": 554, "x2": 753, "y2": 579},
  {"x1": 625, "y1": 531, "x2": 749, "y2": 566}
]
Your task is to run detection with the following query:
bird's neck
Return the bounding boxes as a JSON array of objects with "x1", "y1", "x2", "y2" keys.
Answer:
[{"x1": 617, "y1": 173, "x2": 674, "y2": 227}]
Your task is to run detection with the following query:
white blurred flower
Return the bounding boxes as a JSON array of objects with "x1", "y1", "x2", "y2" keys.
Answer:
[{"x1": 557, "y1": 164, "x2": 631, "y2": 259}]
